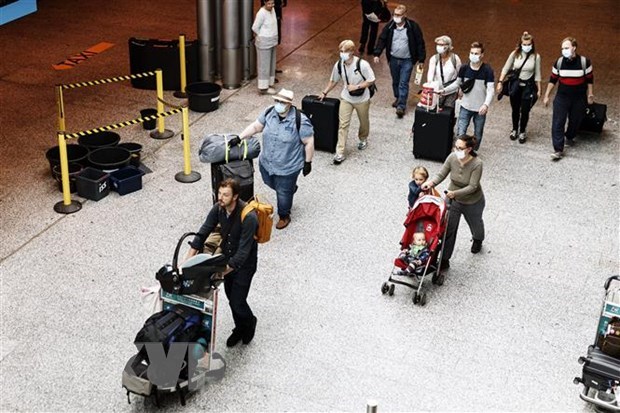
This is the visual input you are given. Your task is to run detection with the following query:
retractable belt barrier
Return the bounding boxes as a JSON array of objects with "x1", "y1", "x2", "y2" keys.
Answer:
[{"x1": 53, "y1": 68, "x2": 201, "y2": 216}]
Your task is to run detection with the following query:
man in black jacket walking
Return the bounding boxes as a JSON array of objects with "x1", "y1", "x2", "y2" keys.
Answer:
[
  {"x1": 373, "y1": 4, "x2": 425, "y2": 118},
  {"x1": 186, "y1": 179, "x2": 259, "y2": 347}
]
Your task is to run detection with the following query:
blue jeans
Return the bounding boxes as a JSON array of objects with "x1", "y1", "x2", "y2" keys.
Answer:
[
  {"x1": 551, "y1": 93, "x2": 587, "y2": 152},
  {"x1": 389, "y1": 57, "x2": 413, "y2": 110},
  {"x1": 259, "y1": 163, "x2": 300, "y2": 219},
  {"x1": 457, "y1": 107, "x2": 487, "y2": 150}
]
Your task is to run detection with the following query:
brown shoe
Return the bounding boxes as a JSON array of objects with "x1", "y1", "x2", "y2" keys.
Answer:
[{"x1": 276, "y1": 216, "x2": 291, "y2": 230}]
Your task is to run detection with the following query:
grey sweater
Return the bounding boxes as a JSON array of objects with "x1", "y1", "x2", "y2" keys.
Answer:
[{"x1": 431, "y1": 152, "x2": 484, "y2": 204}]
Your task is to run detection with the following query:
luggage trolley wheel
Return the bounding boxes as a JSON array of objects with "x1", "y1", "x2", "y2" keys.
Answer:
[
  {"x1": 381, "y1": 282, "x2": 389, "y2": 295},
  {"x1": 388, "y1": 284, "x2": 395, "y2": 296}
]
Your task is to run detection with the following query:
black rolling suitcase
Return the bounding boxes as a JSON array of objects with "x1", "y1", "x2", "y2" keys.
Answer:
[
  {"x1": 210, "y1": 160, "x2": 254, "y2": 204},
  {"x1": 412, "y1": 106, "x2": 454, "y2": 162},
  {"x1": 579, "y1": 103, "x2": 607, "y2": 134},
  {"x1": 301, "y1": 95, "x2": 340, "y2": 153}
]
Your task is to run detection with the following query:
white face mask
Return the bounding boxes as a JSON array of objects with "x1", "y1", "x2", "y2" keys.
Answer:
[
  {"x1": 469, "y1": 53, "x2": 480, "y2": 64},
  {"x1": 521, "y1": 45, "x2": 532, "y2": 53},
  {"x1": 561, "y1": 48, "x2": 573, "y2": 58},
  {"x1": 340, "y1": 52, "x2": 350, "y2": 62},
  {"x1": 393, "y1": 16, "x2": 402, "y2": 24},
  {"x1": 274, "y1": 102, "x2": 288, "y2": 114},
  {"x1": 455, "y1": 149, "x2": 466, "y2": 160},
  {"x1": 436, "y1": 45, "x2": 447, "y2": 54}
]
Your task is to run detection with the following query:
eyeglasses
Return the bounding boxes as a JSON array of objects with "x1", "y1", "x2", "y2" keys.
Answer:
[{"x1": 393, "y1": 13, "x2": 405, "y2": 17}]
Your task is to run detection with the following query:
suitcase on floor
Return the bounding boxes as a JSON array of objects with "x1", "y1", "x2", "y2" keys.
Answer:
[
  {"x1": 210, "y1": 159, "x2": 254, "y2": 204},
  {"x1": 412, "y1": 106, "x2": 454, "y2": 162},
  {"x1": 579, "y1": 103, "x2": 607, "y2": 133},
  {"x1": 578, "y1": 346, "x2": 620, "y2": 391},
  {"x1": 301, "y1": 95, "x2": 340, "y2": 153}
]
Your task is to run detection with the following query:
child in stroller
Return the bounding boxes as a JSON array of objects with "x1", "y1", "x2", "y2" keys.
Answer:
[
  {"x1": 395, "y1": 231, "x2": 431, "y2": 276},
  {"x1": 382, "y1": 193, "x2": 450, "y2": 305}
]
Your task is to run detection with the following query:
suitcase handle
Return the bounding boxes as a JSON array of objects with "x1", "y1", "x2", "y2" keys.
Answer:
[{"x1": 604, "y1": 275, "x2": 620, "y2": 291}]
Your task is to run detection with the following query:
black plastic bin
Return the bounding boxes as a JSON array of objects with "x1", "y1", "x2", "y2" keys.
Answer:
[
  {"x1": 110, "y1": 166, "x2": 144, "y2": 195},
  {"x1": 78, "y1": 131, "x2": 120, "y2": 150},
  {"x1": 186, "y1": 82, "x2": 221, "y2": 113},
  {"x1": 128, "y1": 37, "x2": 199, "y2": 90},
  {"x1": 76, "y1": 167, "x2": 110, "y2": 201},
  {"x1": 45, "y1": 144, "x2": 89, "y2": 176}
]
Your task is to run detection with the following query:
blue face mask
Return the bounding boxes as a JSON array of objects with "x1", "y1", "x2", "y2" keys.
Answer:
[{"x1": 274, "y1": 102, "x2": 288, "y2": 114}]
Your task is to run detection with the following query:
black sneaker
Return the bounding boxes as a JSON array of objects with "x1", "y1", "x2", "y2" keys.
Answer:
[
  {"x1": 226, "y1": 330, "x2": 243, "y2": 347},
  {"x1": 396, "y1": 108, "x2": 405, "y2": 118},
  {"x1": 471, "y1": 239, "x2": 482, "y2": 254},
  {"x1": 242, "y1": 317, "x2": 258, "y2": 345}
]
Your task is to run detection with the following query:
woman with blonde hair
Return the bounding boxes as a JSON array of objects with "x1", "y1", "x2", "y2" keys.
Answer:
[
  {"x1": 319, "y1": 39, "x2": 376, "y2": 165},
  {"x1": 426, "y1": 35, "x2": 461, "y2": 108},
  {"x1": 497, "y1": 31, "x2": 542, "y2": 143}
]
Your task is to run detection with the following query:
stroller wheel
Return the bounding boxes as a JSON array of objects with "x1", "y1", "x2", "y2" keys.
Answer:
[
  {"x1": 419, "y1": 292, "x2": 427, "y2": 306},
  {"x1": 413, "y1": 293, "x2": 420, "y2": 305},
  {"x1": 436, "y1": 273, "x2": 445, "y2": 286},
  {"x1": 388, "y1": 284, "x2": 395, "y2": 296},
  {"x1": 431, "y1": 273, "x2": 438, "y2": 285},
  {"x1": 381, "y1": 282, "x2": 389, "y2": 295}
]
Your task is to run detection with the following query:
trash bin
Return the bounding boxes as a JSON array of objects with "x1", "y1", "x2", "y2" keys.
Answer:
[
  {"x1": 186, "y1": 82, "x2": 221, "y2": 113},
  {"x1": 139, "y1": 109, "x2": 157, "y2": 130}
]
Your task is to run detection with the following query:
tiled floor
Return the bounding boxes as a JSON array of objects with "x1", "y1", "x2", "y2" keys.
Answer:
[{"x1": 1, "y1": 0, "x2": 618, "y2": 411}]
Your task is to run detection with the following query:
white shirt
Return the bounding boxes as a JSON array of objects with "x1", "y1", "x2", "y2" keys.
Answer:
[
  {"x1": 330, "y1": 57, "x2": 376, "y2": 103},
  {"x1": 252, "y1": 7, "x2": 278, "y2": 49}
]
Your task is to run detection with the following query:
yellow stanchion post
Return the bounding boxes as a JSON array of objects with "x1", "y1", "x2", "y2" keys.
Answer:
[
  {"x1": 53, "y1": 132, "x2": 82, "y2": 214},
  {"x1": 174, "y1": 34, "x2": 188, "y2": 99},
  {"x1": 175, "y1": 106, "x2": 201, "y2": 183},
  {"x1": 150, "y1": 68, "x2": 173, "y2": 140},
  {"x1": 56, "y1": 85, "x2": 66, "y2": 132}
]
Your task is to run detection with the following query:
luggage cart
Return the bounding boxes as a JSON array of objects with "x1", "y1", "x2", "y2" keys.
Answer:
[
  {"x1": 574, "y1": 275, "x2": 620, "y2": 412},
  {"x1": 123, "y1": 233, "x2": 227, "y2": 407}
]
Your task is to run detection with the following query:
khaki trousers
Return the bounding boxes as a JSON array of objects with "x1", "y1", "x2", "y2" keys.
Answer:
[{"x1": 336, "y1": 99, "x2": 370, "y2": 156}]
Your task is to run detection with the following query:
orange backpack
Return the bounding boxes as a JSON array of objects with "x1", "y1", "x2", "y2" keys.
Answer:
[{"x1": 241, "y1": 196, "x2": 274, "y2": 243}]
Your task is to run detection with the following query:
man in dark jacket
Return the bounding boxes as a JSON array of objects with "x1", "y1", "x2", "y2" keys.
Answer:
[
  {"x1": 186, "y1": 178, "x2": 259, "y2": 347},
  {"x1": 373, "y1": 4, "x2": 425, "y2": 118}
]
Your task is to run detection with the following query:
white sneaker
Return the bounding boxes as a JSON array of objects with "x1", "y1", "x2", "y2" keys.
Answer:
[
  {"x1": 550, "y1": 151, "x2": 564, "y2": 161},
  {"x1": 357, "y1": 140, "x2": 368, "y2": 150},
  {"x1": 333, "y1": 154, "x2": 346, "y2": 165},
  {"x1": 518, "y1": 132, "x2": 527, "y2": 144},
  {"x1": 509, "y1": 130, "x2": 518, "y2": 140}
]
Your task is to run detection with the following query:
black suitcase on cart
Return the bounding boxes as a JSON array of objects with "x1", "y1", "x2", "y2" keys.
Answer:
[
  {"x1": 412, "y1": 106, "x2": 454, "y2": 162},
  {"x1": 210, "y1": 160, "x2": 254, "y2": 204},
  {"x1": 579, "y1": 103, "x2": 607, "y2": 134},
  {"x1": 301, "y1": 95, "x2": 340, "y2": 153},
  {"x1": 574, "y1": 275, "x2": 620, "y2": 412}
]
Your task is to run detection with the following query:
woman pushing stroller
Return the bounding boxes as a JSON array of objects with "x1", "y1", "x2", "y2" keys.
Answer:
[{"x1": 422, "y1": 134, "x2": 486, "y2": 269}]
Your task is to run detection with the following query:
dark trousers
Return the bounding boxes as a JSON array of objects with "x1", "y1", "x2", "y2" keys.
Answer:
[
  {"x1": 552, "y1": 93, "x2": 587, "y2": 152},
  {"x1": 442, "y1": 195, "x2": 486, "y2": 261},
  {"x1": 510, "y1": 85, "x2": 534, "y2": 133},
  {"x1": 224, "y1": 267, "x2": 256, "y2": 335},
  {"x1": 359, "y1": 15, "x2": 378, "y2": 54}
]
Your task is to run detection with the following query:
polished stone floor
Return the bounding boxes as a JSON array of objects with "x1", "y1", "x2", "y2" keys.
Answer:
[{"x1": 0, "y1": 0, "x2": 618, "y2": 411}]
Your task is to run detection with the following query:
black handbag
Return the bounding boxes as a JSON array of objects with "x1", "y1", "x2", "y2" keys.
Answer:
[
  {"x1": 376, "y1": 0, "x2": 391, "y2": 22},
  {"x1": 499, "y1": 53, "x2": 531, "y2": 100},
  {"x1": 580, "y1": 103, "x2": 607, "y2": 133},
  {"x1": 341, "y1": 58, "x2": 376, "y2": 98}
]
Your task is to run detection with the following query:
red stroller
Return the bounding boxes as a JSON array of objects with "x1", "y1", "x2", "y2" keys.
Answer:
[{"x1": 381, "y1": 193, "x2": 450, "y2": 306}]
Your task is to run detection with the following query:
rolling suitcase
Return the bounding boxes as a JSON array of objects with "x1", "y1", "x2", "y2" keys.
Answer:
[
  {"x1": 301, "y1": 95, "x2": 340, "y2": 153},
  {"x1": 412, "y1": 106, "x2": 454, "y2": 162},
  {"x1": 579, "y1": 103, "x2": 607, "y2": 134},
  {"x1": 210, "y1": 159, "x2": 254, "y2": 204}
]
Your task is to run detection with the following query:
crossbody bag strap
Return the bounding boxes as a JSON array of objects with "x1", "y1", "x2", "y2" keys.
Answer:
[{"x1": 438, "y1": 54, "x2": 445, "y2": 85}]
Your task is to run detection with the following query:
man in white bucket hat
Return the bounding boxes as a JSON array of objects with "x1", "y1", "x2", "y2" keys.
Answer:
[{"x1": 232, "y1": 88, "x2": 315, "y2": 230}]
